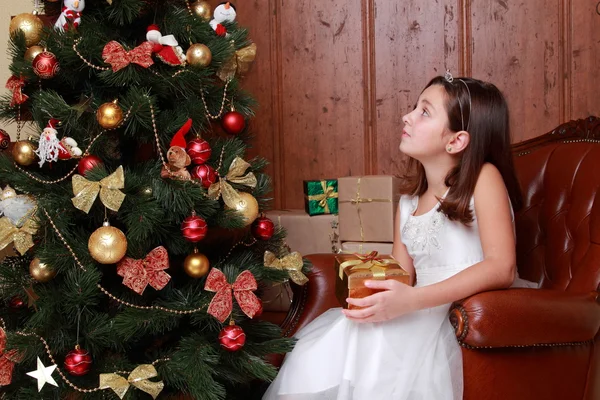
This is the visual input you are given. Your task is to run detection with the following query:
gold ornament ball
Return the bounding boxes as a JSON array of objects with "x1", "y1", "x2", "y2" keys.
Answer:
[
  {"x1": 186, "y1": 44, "x2": 212, "y2": 67},
  {"x1": 12, "y1": 140, "x2": 37, "y2": 166},
  {"x1": 9, "y1": 13, "x2": 44, "y2": 47},
  {"x1": 96, "y1": 100, "x2": 124, "y2": 129},
  {"x1": 29, "y1": 258, "x2": 56, "y2": 283},
  {"x1": 183, "y1": 251, "x2": 210, "y2": 278},
  {"x1": 227, "y1": 192, "x2": 259, "y2": 226},
  {"x1": 88, "y1": 223, "x2": 128, "y2": 264},
  {"x1": 190, "y1": 1, "x2": 212, "y2": 21},
  {"x1": 24, "y1": 45, "x2": 44, "y2": 62}
]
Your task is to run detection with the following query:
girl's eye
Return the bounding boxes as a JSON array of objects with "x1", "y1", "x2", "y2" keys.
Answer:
[{"x1": 421, "y1": 108, "x2": 429, "y2": 117}]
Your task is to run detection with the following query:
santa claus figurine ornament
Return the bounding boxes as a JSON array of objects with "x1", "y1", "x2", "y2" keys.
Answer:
[
  {"x1": 35, "y1": 119, "x2": 82, "y2": 167},
  {"x1": 210, "y1": 2, "x2": 237, "y2": 37},
  {"x1": 146, "y1": 25, "x2": 186, "y2": 66},
  {"x1": 55, "y1": 0, "x2": 85, "y2": 32}
]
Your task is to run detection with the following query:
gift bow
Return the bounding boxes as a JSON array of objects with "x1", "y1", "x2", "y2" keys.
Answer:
[
  {"x1": 102, "y1": 41, "x2": 155, "y2": 72},
  {"x1": 208, "y1": 157, "x2": 257, "y2": 209},
  {"x1": 5, "y1": 76, "x2": 28, "y2": 107},
  {"x1": 264, "y1": 251, "x2": 308, "y2": 286},
  {"x1": 204, "y1": 268, "x2": 262, "y2": 323},
  {"x1": 117, "y1": 246, "x2": 170, "y2": 295},
  {"x1": 99, "y1": 364, "x2": 164, "y2": 399},
  {"x1": 217, "y1": 43, "x2": 257, "y2": 81},
  {"x1": 0, "y1": 328, "x2": 21, "y2": 387},
  {"x1": 0, "y1": 216, "x2": 38, "y2": 256},
  {"x1": 307, "y1": 181, "x2": 339, "y2": 214},
  {"x1": 71, "y1": 166, "x2": 126, "y2": 214},
  {"x1": 337, "y1": 251, "x2": 397, "y2": 280}
]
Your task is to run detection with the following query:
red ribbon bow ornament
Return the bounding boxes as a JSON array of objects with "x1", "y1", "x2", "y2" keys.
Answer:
[
  {"x1": 102, "y1": 41, "x2": 155, "y2": 72},
  {"x1": 0, "y1": 327, "x2": 20, "y2": 387},
  {"x1": 5, "y1": 76, "x2": 28, "y2": 107},
  {"x1": 117, "y1": 246, "x2": 171, "y2": 295},
  {"x1": 204, "y1": 268, "x2": 262, "y2": 323}
]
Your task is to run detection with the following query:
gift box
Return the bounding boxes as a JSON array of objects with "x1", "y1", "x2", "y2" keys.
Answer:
[
  {"x1": 335, "y1": 252, "x2": 410, "y2": 309},
  {"x1": 265, "y1": 210, "x2": 340, "y2": 255},
  {"x1": 338, "y1": 175, "x2": 400, "y2": 242},
  {"x1": 303, "y1": 179, "x2": 339, "y2": 216},
  {"x1": 341, "y1": 241, "x2": 393, "y2": 255}
]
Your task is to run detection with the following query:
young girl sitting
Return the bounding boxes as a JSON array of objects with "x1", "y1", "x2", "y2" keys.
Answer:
[{"x1": 263, "y1": 72, "x2": 537, "y2": 400}]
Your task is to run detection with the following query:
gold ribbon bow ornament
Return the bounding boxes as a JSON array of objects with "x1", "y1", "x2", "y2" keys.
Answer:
[
  {"x1": 264, "y1": 251, "x2": 308, "y2": 285},
  {"x1": 208, "y1": 157, "x2": 257, "y2": 208},
  {"x1": 72, "y1": 166, "x2": 126, "y2": 214},
  {"x1": 0, "y1": 216, "x2": 38, "y2": 256},
  {"x1": 99, "y1": 364, "x2": 164, "y2": 399},
  {"x1": 217, "y1": 43, "x2": 257, "y2": 82}
]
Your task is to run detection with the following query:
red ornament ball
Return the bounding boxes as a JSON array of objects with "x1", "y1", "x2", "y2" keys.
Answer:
[
  {"x1": 221, "y1": 111, "x2": 246, "y2": 135},
  {"x1": 251, "y1": 216, "x2": 275, "y2": 240},
  {"x1": 0, "y1": 129, "x2": 9, "y2": 150},
  {"x1": 187, "y1": 138, "x2": 212, "y2": 165},
  {"x1": 8, "y1": 296, "x2": 25, "y2": 309},
  {"x1": 32, "y1": 51, "x2": 60, "y2": 79},
  {"x1": 77, "y1": 155, "x2": 104, "y2": 176},
  {"x1": 190, "y1": 164, "x2": 217, "y2": 188},
  {"x1": 218, "y1": 324, "x2": 246, "y2": 352},
  {"x1": 64, "y1": 346, "x2": 92, "y2": 376},
  {"x1": 181, "y1": 214, "x2": 208, "y2": 242}
]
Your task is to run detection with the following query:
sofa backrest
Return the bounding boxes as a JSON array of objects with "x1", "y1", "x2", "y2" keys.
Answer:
[{"x1": 513, "y1": 117, "x2": 600, "y2": 292}]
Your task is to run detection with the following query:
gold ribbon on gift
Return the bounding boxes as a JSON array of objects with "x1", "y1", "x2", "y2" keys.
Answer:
[
  {"x1": 99, "y1": 364, "x2": 164, "y2": 399},
  {"x1": 307, "y1": 181, "x2": 339, "y2": 214},
  {"x1": 338, "y1": 177, "x2": 392, "y2": 242},
  {"x1": 0, "y1": 216, "x2": 38, "y2": 256},
  {"x1": 71, "y1": 166, "x2": 126, "y2": 214},
  {"x1": 337, "y1": 251, "x2": 397, "y2": 280},
  {"x1": 217, "y1": 43, "x2": 257, "y2": 82},
  {"x1": 264, "y1": 250, "x2": 308, "y2": 286},
  {"x1": 208, "y1": 157, "x2": 257, "y2": 209}
]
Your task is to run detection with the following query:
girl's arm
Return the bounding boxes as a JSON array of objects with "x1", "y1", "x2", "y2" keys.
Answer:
[
  {"x1": 391, "y1": 200, "x2": 416, "y2": 286},
  {"x1": 344, "y1": 163, "x2": 516, "y2": 321}
]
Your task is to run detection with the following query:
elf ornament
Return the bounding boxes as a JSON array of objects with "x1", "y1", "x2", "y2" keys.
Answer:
[
  {"x1": 35, "y1": 119, "x2": 82, "y2": 167},
  {"x1": 146, "y1": 25, "x2": 186, "y2": 66},
  {"x1": 210, "y1": 2, "x2": 237, "y2": 37},
  {"x1": 55, "y1": 0, "x2": 85, "y2": 32},
  {"x1": 161, "y1": 119, "x2": 193, "y2": 180}
]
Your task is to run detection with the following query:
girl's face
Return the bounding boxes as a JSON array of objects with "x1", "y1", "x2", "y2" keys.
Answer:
[{"x1": 400, "y1": 84, "x2": 451, "y2": 160}]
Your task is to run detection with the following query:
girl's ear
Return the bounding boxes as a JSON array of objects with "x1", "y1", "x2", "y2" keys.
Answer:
[{"x1": 446, "y1": 131, "x2": 470, "y2": 154}]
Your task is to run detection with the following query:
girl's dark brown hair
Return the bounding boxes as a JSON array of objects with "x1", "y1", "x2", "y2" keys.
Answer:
[{"x1": 401, "y1": 76, "x2": 523, "y2": 224}]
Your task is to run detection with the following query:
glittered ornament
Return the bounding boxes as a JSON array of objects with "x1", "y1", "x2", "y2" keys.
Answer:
[
  {"x1": 96, "y1": 100, "x2": 124, "y2": 129},
  {"x1": 29, "y1": 258, "x2": 56, "y2": 283},
  {"x1": 9, "y1": 13, "x2": 43, "y2": 47},
  {"x1": 251, "y1": 216, "x2": 274, "y2": 240},
  {"x1": 64, "y1": 345, "x2": 92, "y2": 376},
  {"x1": 32, "y1": 51, "x2": 60, "y2": 79},
  {"x1": 221, "y1": 110, "x2": 245, "y2": 135},
  {"x1": 186, "y1": 138, "x2": 212, "y2": 165},
  {"x1": 226, "y1": 192, "x2": 259, "y2": 226},
  {"x1": 186, "y1": 44, "x2": 212, "y2": 67},
  {"x1": 219, "y1": 323, "x2": 246, "y2": 352},
  {"x1": 190, "y1": 1, "x2": 212, "y2": 20},
  {"x1": 181, "y1": 213, "x2": 207, "y2": 243},
  {"x1": 183, "y1": 249, "x2": 210, "y2": 278},
  {"x1": 24, "y1": 45, "x2": 44, "y2": 62},
  {"x1": 0, "y1": 129, "x2": 9, "y2": 151},
  {"x1": 12, "y1": 140, "x2": 37, "y2": 166},
  {"x1": 190, "y1": 164, "x2": 217, "y2": 188},
  {"x1": 88, "y1": 222, "x2": 128, "y2": 264},
  {"x1": 77, "y1": 155, "x2": 103, "y2": 176}
]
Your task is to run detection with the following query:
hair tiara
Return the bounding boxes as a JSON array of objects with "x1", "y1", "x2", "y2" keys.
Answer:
[{"x1": 445, "y1": 69, "x2": 471, "y2": 131}]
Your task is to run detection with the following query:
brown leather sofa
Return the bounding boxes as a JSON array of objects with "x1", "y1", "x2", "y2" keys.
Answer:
[{"x1": 265, "y1": 117, "x2": 600, "y2": 400}]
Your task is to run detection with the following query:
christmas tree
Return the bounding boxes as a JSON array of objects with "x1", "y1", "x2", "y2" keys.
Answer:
[{"x1": 0, "y1": 1, "x2": 305, "y2": 398}]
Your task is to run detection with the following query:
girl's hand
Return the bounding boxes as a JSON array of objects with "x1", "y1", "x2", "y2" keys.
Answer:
[{"x1": 342, "y1": 280, "x2": 419, "y2": 323}]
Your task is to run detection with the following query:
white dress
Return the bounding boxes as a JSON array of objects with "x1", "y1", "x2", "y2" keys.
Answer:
[{"x1": 263, "y1": 194, "x2": 535, "y2": 400}]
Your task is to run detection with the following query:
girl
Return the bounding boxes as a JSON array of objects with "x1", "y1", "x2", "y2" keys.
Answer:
[{"x1": 263, "y1": 72, "x2": 536, "y2": 400}]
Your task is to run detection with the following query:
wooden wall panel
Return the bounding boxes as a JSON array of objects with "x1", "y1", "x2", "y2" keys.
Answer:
[
  {"x1": 278, "y1": 0, "x2": 366, "y2": 209},
  {"x1": 470, "y1": 0, "x2": 561, "y2": 143},
  {"x1": 570, "y1": 2, "x2": 600, "y2": 119},
  {"x1": 374, "y1": 1, "x2": 460, "y2": 176}
]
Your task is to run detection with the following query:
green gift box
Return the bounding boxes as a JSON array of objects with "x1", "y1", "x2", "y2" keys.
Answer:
[{"x1": 303, "y1": 179, "x2": 339, "y2": 216}]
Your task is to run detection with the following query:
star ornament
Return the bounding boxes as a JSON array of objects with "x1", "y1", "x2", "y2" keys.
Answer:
[{"x1": 26, "y1": 357, "x2": 58, "y2": 392}]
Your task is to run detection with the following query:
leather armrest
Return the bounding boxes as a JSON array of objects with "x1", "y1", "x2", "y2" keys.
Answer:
[{"x1": 450, "y1": 288, "x2": 600, "y2": 349}]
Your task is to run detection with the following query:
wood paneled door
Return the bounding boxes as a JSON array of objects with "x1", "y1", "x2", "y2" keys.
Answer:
[{"x1": 235, "y1": 0, "x2": 600, "y2": 209}]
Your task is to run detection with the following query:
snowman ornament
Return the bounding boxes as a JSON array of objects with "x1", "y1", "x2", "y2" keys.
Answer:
[
  {"x1": 210, "y1": 2, "x2": 237, "y2": 37},
  {"x1": 55, "y1": 0, "x2": 86, "y2": 32},
  {"x1": 35, "y1": 119, "x2": 82, "y2": 167}
]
